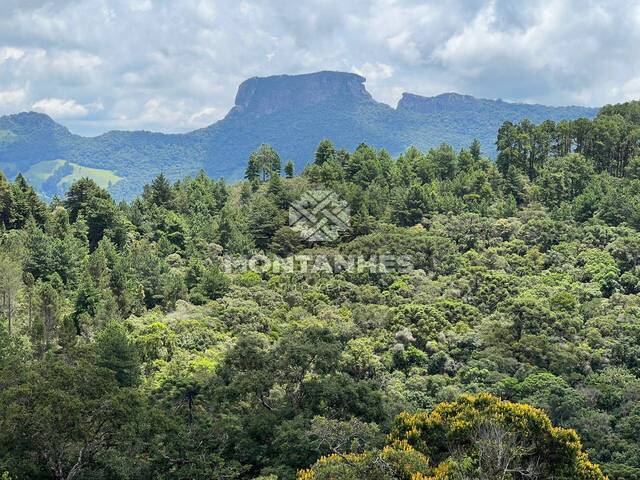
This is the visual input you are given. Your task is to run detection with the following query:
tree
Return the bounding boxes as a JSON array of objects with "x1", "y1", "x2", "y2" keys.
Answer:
[
  {"x1": 496, "y1": 121, "x2": 522, "y2": 175},
  {"x1": 395, "y1": 183, "x2": 428, "y2": 226},
  {"x1": 247, "y1": 144, "x2": 281, "y2": 182},
  {"x1": 64, "y1": 178, "x2": 111, "y2": 222},
  {"x1": 245, "y1": 155, "x2": 260, "y2": 182},
  {"x1": 0, "y1": 354, "x2": 144, "y2": 480},
  {"x1": 534, "y1": 153, "x2": 595, "y2": 208},
  {"x1": 315, "y1": 139, "x2": 336, "y2": 165},
  {"x1": 345, "y1": 144, "x2": 383, "y2": 186},
  {"x1": 0, "y1": 173, "x2": 12, "y2": 228},
  {"x1": 96, "y1": 321, "x2": 140, "y2": 387},
  {"x1": 267, "y1": 173, "x2": 290, "y2": 209},
  {"x1": 249, "y1": 195, "x2": 282, "y2": 250},
  {"x1": 391, "y1": 394, "x2": 605, "y2": 479},
  {"x1": 270, "y1": 226, "x2": 304, "y2": 256},
  {"x1": 71, "y1": 273, "x2": 102, "y2": 335},
  {"x1": 143, "y1": 173, "x2": 175, "y2": 208},
  {"x1": 470, "y1": 138, "x2": 482, "y2": 161},
  {"x1": 9, "y1": 175, "x2": 48, "y2": 228},
  {"x1": 285, "y1": 160, "x2": 295, "y2": 178},
  {"x1": 431, "y1": 143, "x2": 458, "y2": 180},
  {"x1": 83, "y1": 196, "x2": 124, "y2": 250},
  {"x1": 303, "y1": 394, "x2": 606, "y2": 480},
  {"x1": 0, "y1": 252, "x2": 22, "y2": 335},
  {"x1": 35, "y1": 275, "x2": 64, "y2": 353},
  {"x1": 197, "y1": 266, "x2": 230, "y2": 300},
  {"x1": 218, "y1": 203, "x2": 253, "y2": 254},
  {"x1": 23, "y1": 272, "x2": 35, "y2": 331}
]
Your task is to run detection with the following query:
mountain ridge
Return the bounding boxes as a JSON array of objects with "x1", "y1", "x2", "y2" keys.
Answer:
[
  {"x1": 1, "y1": 88, "x2": 597, "y2": 139},
  {"x1": 0, "y1": 71, "x2": 599, "y2": 199}
]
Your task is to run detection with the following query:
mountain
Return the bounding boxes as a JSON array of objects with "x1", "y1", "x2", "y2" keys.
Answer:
[{"x1": 0, "y1": 71, "x2": 598, "y2": 199}]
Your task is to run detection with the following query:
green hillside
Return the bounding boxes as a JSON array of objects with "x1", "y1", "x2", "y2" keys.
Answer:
[{"x1": 23, "y1": 159, "x2": 122, "y2": 199}]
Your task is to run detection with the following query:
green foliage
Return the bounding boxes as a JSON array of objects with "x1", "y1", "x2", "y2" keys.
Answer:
[
  {"x1": 96, "y1": 320, "x2": 141, "y2": 387},
  {"x1": 302, "y1": 394, "x2": 605, "y2": 480},
  {"x1": 285, "y1": 160, "x2": 295, "y2": 178},
  {"x1": 7, "y1": 108, "x2": 640, "y2": 478},
  {"x1": 246, "y1": 144, "x2": 282, "y2": 182},
  {"x1": 392, "y1": 393, "x2": 606, "y2": 480},
  {"x1": 497, "y1": 108, "x2": 640, "y2": 180}
]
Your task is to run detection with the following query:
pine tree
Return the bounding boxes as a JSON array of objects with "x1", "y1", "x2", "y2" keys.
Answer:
[
  {"x1": 0, "y1": 252, "x2": 22, "y2": 335},
  {"x1": 35, "y1": 275, "x2": 64, "y2": 354},
  {"x1": 284, "y1": 160, "x2": 294, "y2": 178},
  {"x1": 395, "y1": 183, "x2": 428, "y2": 226},
  {"x1": 247, "y1": 144, "x2": 281, "y2": 181},
  {"x1": 218, "y1": 204, "x2": 253, "y2": 254},
  {"x1": 470, "y1": 138, "x2": 482, "y2": 161},
  {"x1": 64, "y1": 178, "x2": 111, "y2": 222},
  {"x1": 249, "y1": 195, "x2": 282, "y2": 250},
  {"x1": 245, "y1": 156, "x2": 260, "y2": 182},
  {"x1": 315, "y1": 139, "x2": 336, "y2": 165},
  {"x1": 96, "y1": 321, "x2": 140, "y2": 387},
  {"x1": 144, "y1": 173, "x2": 174, "y2": 208}
]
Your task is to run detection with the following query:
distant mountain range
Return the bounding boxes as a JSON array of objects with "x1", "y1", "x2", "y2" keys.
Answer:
[{"x1": 0, "y1": 71, "x2": 598, "y2": 199}]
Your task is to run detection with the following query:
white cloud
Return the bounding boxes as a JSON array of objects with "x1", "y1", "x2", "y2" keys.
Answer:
[
  {"x1": 32, "y1": 98, "x2": 89, "y2": 118},
  {"x1": 189, "y1": 106, "x2": 223, "y2": 125},
  {"x1": 196, "y1": 0, "x2": 217, "y2": 21},
  {"x1": 0, "y1": 0, "x2": 639, "y2": 134},
  {"x1": 0, "y1": 88, "x2": 26, "y2": 107},
  {"x1": 352, "y1": 62, "x2": 394, "y2": 82},
  {"x1": 138, "y1": 98, "x2": 185, "y2": 125},
  {"x1": 622, "y1": 76, "x2": 640, "y2": 102},
  {"x1": 130, "y1": 0, "x2": 153, "y2": 12},
  {"x1": 0, "y1": 47, "x2": 25, "y2": 62}
]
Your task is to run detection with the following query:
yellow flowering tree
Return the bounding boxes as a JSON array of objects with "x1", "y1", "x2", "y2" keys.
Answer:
[{"x1": 299, "y1": 393, "x2": 607, "y2": 480}]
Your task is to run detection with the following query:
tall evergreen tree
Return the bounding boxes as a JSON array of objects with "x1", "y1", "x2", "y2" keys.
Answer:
[
  {"x1": 470, "y1": 138, "x2": 482, "y2": 161},
  {"x1": 284, "y1": 160, "x2": 294, "y2": 178},
  {"x1": 315, "y1": 139, "x2": 336, "y2": 165},
  {"x1": 247, "y1": 144, "x2": 281, "y2": 181},
  {"x1": 96, "y1": 321, "x2": 140, "y2": 387},
  {"x1": 144, "y1": 173, "x2": 175, "y2": 208}
]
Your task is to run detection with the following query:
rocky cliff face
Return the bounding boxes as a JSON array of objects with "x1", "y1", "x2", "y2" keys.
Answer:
[{"x1": 227, "y1": 71, "x2": 373, "y2": 118}]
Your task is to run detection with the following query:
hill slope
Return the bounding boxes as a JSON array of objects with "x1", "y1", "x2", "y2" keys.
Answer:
[{"x1": 0, "y1": 71, "x2": 598, "y2": 199}]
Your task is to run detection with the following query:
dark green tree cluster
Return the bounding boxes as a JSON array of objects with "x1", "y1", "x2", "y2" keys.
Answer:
[{"x1": 497, "y1": 102, "x2": 640, "y2": 179}]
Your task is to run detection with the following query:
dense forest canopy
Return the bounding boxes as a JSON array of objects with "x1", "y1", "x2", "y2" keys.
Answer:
[
  {"x1": 496, "y1": 100, "x2": 640, "y2": 179},
  {"x1": 1, "y1": 101, "x2": 640, "y2": 479}
]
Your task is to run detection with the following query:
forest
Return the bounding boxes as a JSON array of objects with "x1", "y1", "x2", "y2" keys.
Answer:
[{"x1": 1, "y1": 101, "x2": 640, "y2": 479}]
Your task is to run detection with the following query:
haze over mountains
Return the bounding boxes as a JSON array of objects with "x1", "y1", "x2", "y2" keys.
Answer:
[{"x1": 0, "y1": 71, "x2": 598, "y2": 199}]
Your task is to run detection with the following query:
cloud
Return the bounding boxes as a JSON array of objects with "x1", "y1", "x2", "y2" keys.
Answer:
[
  {"x1": 189, "y1": 106, "x2": 224, "y2": 125},
  {"x1": 352, "y1": 63, "x2": 394, "y2": 82},
  {"x1": 130, "y1": 0, "x2": 153, "y2": 12},
  {"x1": 0, "y1": 47, "x2": 25, "y2": 62},
  {"x1": 0, "y1": 88, "x2": 27, "y2": 107},
  {"x1": 0, "y1": 0, "x2": 639, "y2": 135},
  {"x1": 31, "y1": 98, "x2": 89, "y2": 118}
]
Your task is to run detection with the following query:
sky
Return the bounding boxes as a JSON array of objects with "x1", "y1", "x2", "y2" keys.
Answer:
[{"x1": 1, "y1": 0, "x2": 639, "y2": 136}]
